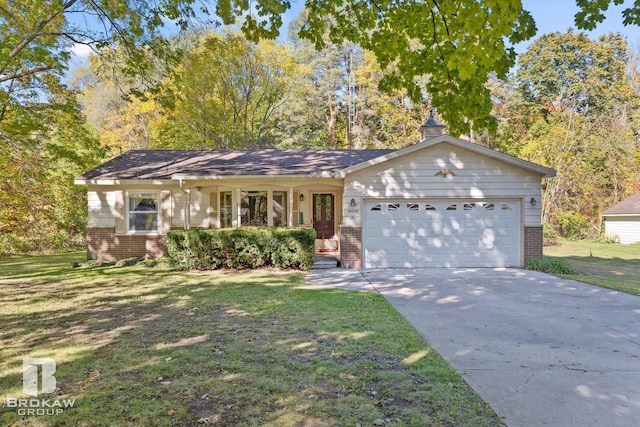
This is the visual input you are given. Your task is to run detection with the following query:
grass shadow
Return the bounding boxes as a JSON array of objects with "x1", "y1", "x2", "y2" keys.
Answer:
[{"x1": 0, "y1": 261, "x2": 501, "y2": 426}]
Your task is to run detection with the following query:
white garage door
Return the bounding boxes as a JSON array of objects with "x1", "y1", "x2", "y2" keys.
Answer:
[{"x1": 363, "y1": 199, "x2": 521, "y2": 268}]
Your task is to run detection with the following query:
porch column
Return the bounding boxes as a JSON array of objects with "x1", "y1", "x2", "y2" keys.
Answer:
[
  {"x1": 185, "y1": 188, "x2": 191, "y2": 230},
  {"x1": 267, "y1": 190, "x2": 274, "y2": 227},
  {"x1": 288, "y1": 187, "x2": 294, "y2": 227},
  {"x1": 234, "y1": 188, "x2": 242, "y2": 227}
]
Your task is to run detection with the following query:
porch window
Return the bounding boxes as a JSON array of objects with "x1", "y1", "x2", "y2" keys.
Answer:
[
  {"x1": 241, "y1": 191, "x2": 268, "y2": 226},
  {"x1": 272, "y1": 191, "x2": 288, "y2": 226},
  {"x1": 127, "y1": 192, "x2": 159, "y2": 232},
  {"x1": 220, "y1": 191, "x2": 233, "y2": 228}
]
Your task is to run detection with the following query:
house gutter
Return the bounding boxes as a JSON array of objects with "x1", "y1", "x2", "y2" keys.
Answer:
[{"x1": 170, "y1": 172, "x2": 339, "y2": 180}]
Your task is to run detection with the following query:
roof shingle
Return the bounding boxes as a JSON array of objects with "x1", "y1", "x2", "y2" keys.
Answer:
[
  {"x1": 79, "y1": 149, "x2": 395, "y2": 180},
  {"x1": 603, "y1": 191, "x2": 640, "y2": 215}
]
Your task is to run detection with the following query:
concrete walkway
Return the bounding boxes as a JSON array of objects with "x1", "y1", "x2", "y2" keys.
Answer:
[{"x1": 305, "y1": 268, "x2": 640, "y2": 427}]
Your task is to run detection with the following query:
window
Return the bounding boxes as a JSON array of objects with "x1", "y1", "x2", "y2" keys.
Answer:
[
  {"x1": 272, "y1": 191, "x2": 288, "y2": 226},
  {"x1": 370, "y1": 204, "x2": 382, "y2": 211},
  {"x1": 446, "y1": 204, "x2": 457, "y2": 211},
  {"x1": 220, "y1": 191, "x2": 233, "y2": 228},
  {"x1": 407, "y1": 203, "x2": 420, "y2": 211},
  {"x1": 128, "y1": 192, "x2": 159, "y2": 232},
  {"x1": 387, "y1": 203, "x2": 400, "y2": 211},
  {"x1": 241, "y1": 191, "x2": 268, "y2": 226},
  {"x1": 424, "y1": 204, "x2": 437, "y2": 211}
]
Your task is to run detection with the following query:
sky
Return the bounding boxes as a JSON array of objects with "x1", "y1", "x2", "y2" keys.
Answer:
[
  {"x1": 69, "y1": 0, "x2": 640, "y2": 64},
  {"x1": 517, "y1": 0, "x2": 640, "y2": 52}
]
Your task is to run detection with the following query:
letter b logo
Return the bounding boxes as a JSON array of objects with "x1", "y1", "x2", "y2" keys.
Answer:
[{"x1": 23, "y1": 358, "x2": 56, "y2": 397}]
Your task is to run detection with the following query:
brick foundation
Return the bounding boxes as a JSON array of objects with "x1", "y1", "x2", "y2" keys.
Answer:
[
  {"x1": 524, "y1": 226, "x2": 543, "y2": 262},
  {"x1": 339, "y1": 225, "x2": 362, "y2": 269},
  {"x1": 87, "y1": 227, "x2": 168, "y2": 261}
]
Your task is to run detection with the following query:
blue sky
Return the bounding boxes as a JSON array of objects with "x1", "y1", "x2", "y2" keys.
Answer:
[{"x1": 517, "y1": 0, "x2": 640, "y2": 52}]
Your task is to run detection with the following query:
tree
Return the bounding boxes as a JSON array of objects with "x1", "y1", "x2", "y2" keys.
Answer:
[
  {"x1": 0, "y1": 0, "x2": 532, "y2": 139},
  {"x1": 152, "y1": 31, "x2": 299, "y2": 149},
  {"x1": 517, "y1": 31, "x2": 631, "y2": 115},
  {"x1": 6, "y1": 0, "x2": 640, "y2": 137},
  {"x1": 0, "y1": 81, "x2": 104, "y2": 253},
  {"x1": 494, "y1": 30, "x2": 640, "y2": 238}
]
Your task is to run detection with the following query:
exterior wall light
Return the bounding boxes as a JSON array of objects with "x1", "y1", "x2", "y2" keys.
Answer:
[
  {"x1": 530, "y1": 197, "x2": 537, "y2": 207},
  {"x1": 350, "y1": 198, "x2": 357, "y2": 207},
  {"x1": 299, "y1": 194, "x2": 304, "y2": 202}
]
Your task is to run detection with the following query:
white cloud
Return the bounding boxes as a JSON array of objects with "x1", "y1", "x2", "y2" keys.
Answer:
[{"x1": 70, "y1": 43, "x2": 92, "y2": 58}]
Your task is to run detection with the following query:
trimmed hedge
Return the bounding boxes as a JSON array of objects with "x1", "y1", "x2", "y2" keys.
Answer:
[{"x1": 166, "y1": 227, "x2": 316, "y2": 270}]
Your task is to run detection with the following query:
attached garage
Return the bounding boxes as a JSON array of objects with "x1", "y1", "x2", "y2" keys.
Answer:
[
  {"x1": 363, "y1": 199, "x2": 520, "y2": 268},
  {"x1": 340, "y1": 133, "x2": 556, "y2": 269}
]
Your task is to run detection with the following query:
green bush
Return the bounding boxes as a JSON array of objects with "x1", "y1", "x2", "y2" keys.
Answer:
[
  {"x1": 525, "y1": 256, "x2": 578, "y2": 275},
  {"x1": 166, "y1": 227, "x2": 316, "y2": 270}
]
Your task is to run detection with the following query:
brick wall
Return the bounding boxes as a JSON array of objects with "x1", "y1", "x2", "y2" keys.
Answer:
[
  {"x1": 524, "y1": 226, "x2": 543, "y2": 262},
  {"x1": 87, "y1": 227, "x2": 168, "y2": 261},
  {"x1": 339, "y1": 225, "x2": 362, "y2": 269}
]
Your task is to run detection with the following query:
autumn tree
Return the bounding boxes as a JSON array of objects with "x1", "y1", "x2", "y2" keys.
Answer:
[
  {"x1": 490, "y1": 31, "x2": 640, "y2": 238},
  {"x1": 6, "y1": 0, "x2": 640, "y2": 137},
  {"x1": 151, "y1": 31, "x2": 299, "y2": 149},
  {"x1": 0, "y1": 83, "x2": 104, "y2": 253}
]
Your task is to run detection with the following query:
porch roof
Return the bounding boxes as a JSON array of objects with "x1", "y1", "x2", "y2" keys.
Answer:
[{"x1": 78, "y1": 149, "x2": 394, "y2": 181}]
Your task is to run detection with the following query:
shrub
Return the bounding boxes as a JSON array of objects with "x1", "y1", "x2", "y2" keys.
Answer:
[
  {"x1": 166, "y1": 227, "x2": 316, "y2": 270},
  {"x1": 525, "y1": 256, "x2": 578, "y2": 275},
  {"x1": 555, "y1": 211, "x2": 591, "y2": 240}
]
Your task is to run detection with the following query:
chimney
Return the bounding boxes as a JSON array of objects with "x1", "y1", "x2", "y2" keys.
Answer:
[{"x1": 420, "y1": 110, "x2": 446, "y2": 141}]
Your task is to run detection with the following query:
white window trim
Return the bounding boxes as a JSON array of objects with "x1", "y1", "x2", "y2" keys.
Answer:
[{"x1": 125, "y1": 190, "x2": 161, "y2": 235}]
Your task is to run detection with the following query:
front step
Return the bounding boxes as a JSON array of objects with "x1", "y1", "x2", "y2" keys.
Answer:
[{"x1": 311, "y1": 256, "x2": 339, "y2": 269}]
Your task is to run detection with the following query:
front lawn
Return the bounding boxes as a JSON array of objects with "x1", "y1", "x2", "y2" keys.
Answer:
[
  {"x1": 0, "y1": 253, "x2": 501, "y2": 426},
  {"x1": 544, "y1": 239, "x2": 640, "y2": 295}
]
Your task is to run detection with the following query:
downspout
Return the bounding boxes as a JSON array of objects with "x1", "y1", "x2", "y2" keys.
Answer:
[{"x1": 179, "y1": 178, "x2": 191, "y2": 230}]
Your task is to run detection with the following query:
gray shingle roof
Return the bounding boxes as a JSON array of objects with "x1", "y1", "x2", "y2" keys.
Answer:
[
  {"x1": 79, "y1": 149, "x2": 395, "y2": 180},
  {"x1": 602, "y1": 191, "x2": 640, "y2": 215}
]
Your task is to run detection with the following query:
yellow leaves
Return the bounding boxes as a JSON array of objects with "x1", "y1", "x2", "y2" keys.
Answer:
[{"x1": 101, "y1": 96, "x2": 160, "y2": 154}]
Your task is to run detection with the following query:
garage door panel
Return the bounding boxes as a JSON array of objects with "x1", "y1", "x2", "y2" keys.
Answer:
[{"x1": 364, "y1": 199, "x2": 521, "y2": 268}]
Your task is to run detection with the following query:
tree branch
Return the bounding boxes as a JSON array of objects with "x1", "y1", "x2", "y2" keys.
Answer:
[
  {"x1": 0, "y1": 65, "x2": 58, "y2": 84},
  {"x1": 8, "y1": 0, "x2": 78, "y2": 60}
]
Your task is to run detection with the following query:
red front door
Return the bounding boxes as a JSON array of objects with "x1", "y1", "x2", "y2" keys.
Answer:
[{"x1": 313, "y1": 194, "x2": 335, "y2": 239}]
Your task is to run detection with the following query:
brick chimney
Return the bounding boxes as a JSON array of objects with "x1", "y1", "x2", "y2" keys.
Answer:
[{"x1": 420, "y1": 110, "x2": 446, "y2": 141}]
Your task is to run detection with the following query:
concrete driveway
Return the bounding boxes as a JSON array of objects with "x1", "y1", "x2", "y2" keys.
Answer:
[{"x1": 305, "y1": 268, "x2": 640, "y2": 427}]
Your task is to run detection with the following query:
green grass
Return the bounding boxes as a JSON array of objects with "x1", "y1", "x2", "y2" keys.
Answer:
[
  {"x1": 0, "y1": 254, "x2": 501, "y2": 426},
  {"x1": 544, "y1": 239, "x2": 640, "y2": 295}
]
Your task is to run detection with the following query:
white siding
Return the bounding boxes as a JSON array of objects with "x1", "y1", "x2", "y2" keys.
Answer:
[
  {"x1": 190, "y1": 188, "x2": 210, "y2": 228},
  {"x1": 604, "y1": 217, "x2": 640, "y2": 244},
  {"x1": 343, "y1": 144, "x2": 543, "y2": 227},
  {"x1": 87, "y1": 184, "x2": 180, "y2": 232},
  {"x1": 87, "y1": 190, "x2": 117, "y2": 227},
  {"x1": 172, "y1": 190, "x2": 185, "y2": 228}
]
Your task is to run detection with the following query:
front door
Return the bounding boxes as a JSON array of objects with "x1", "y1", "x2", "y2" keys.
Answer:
[{"x1": 313, "y1": 194, "x2": 335, "y2": 239}]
